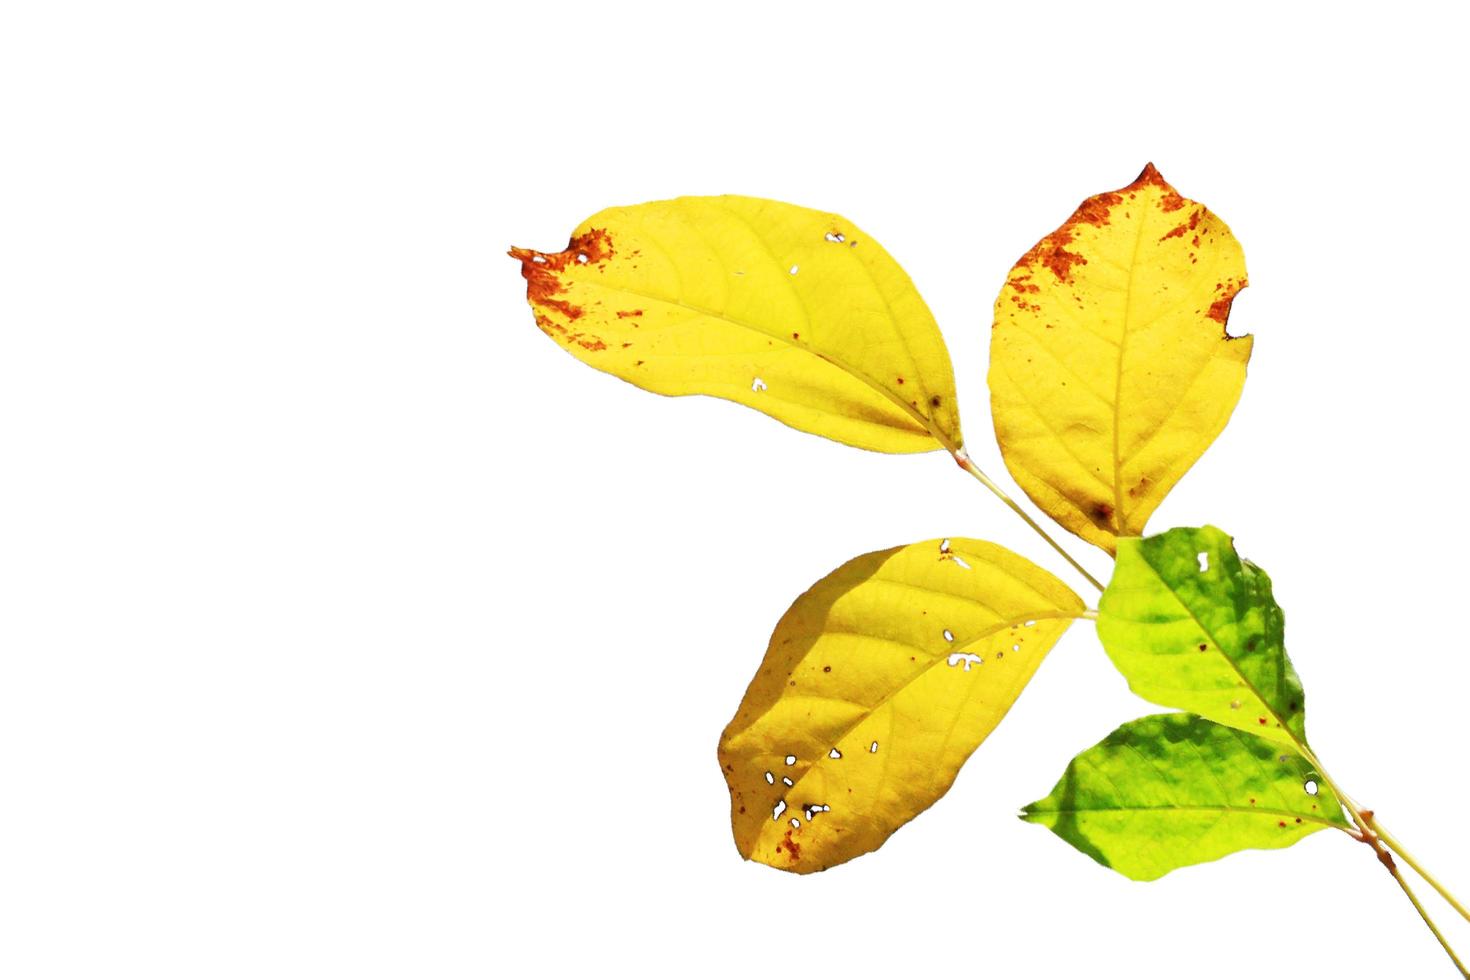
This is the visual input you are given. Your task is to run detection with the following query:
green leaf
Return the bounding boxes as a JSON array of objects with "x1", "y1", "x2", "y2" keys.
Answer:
[
  {"x1": 1022, "y1": 713, "x2": 1349, "y2": 880},
  {"x1": 1097, "y1": 526, "x2": 1308, "y2": 749}
]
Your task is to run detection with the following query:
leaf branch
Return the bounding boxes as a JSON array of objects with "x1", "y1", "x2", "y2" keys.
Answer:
[
  {"x1": 951, "y1": 447, "x2": 1105, "y2": 592},
  {"x1": 1297, "y1": 755, "x2": 1468, "y2": 974},
  {"x1": 1371, "y1": 819, "x2": 1470, "y2": 926},
  {"x1": 1382, "y1": 855, "x2": 1468, "y2": 977}
]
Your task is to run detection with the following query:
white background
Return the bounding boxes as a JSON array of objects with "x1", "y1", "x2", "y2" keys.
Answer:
[{"x1": 4, "y1": 2, "x2": 1467, "y2": 977}]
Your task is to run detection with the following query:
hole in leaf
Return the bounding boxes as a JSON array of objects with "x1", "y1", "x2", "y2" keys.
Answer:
[
  {"x1": 869, "y1": 741, "x2": 879, "y2": 753},
  {"x1": 939, "y1": 538, "x2": 951, "y2": 554},
  {"x1": 531, "y1": 255, "x2": 547, "y2": 264},
  {"x1": 782, "y1": 776, "x2": 794, "y2": 786},
  {"x1": 773, "y1": 800, "x2": 787, "y2": 821},
  {"x1": 785, "y1": 754, "x2": 797, "y2": 766},
  {"x1": 789, "y1": 265, "x2": 799, "y2": 275},
  {"x1": 951, "y1": 556, "x2": 971, "y2": 571},
  {"x1": 1305, "y1": 779, "x2": 1319, "y2": 796},
  {"x1": 790, "y1": 817, "x2": 800, "y2": 828},
  {"x1": 829, "y1": 748, "x2": 842, "y2": 759},
  {"x1": 942, "y1": 629, "x2": 955, "y2": 643},
  {"x1": 947, "y1": 652, "x2": 983, "y2": 671},
  {"x1": 751, "y1": 377, "x2": 768, "y2": 392},
  {"x1": 1197, "y1": 551, "x2": 1210, "y2": 572},
  {"x1": 576, "y1": 253, "x2": 589, "y2": 264},
  {"x1": 765, "y1": 771, "x2": 775, "y2": 784},
  {"x1": 824, "y1": 231, "x2": 846, "y2": 243}
]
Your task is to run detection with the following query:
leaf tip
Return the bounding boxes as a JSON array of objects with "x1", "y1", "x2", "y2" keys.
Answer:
[{"x1": 1127, "y1": 161, "x2": 1170, "y2": 189}]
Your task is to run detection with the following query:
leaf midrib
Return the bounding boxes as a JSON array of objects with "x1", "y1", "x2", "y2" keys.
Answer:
[
  {"x1": 1024, "y1": 803, "x2": 1341, "y2": 829},
  {"x1": 1111, "y1": 195, "x2": 1151, "y2": 536}
]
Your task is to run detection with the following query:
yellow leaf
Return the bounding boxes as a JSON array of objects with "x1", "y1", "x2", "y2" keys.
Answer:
[
  {"x1": 989, "y1": 164, "x2": 1253, "y2": 554},
  {"x1": 718, "y1": 538, "x2": 1084, "y2": 873},
  {"x1": 511, "y1": 196, "x2": 961, "y2": 453}
]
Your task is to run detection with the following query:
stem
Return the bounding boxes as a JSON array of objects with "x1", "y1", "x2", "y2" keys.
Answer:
[
  {"x1": 1372, "y1": 820, "x2": 1470, "y2": 926},
  {"x1": 1305, "y1": 755, "x2": 1468, "y2": 975},
  {"x1": 1383, "y1": 860, "x2": 1469, "y2": 977},
  {"x1": 951, "y1": 448, "x2": 1104, "y2": 592}
]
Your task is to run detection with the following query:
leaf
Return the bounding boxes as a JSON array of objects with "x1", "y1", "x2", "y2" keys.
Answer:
[
  {"x1": 718, "y1": 537, "x2": 1084, "y2": 873},
  {"x1": 1021, "y1": 713, "x2": 1349, "y2": 881},
  {"x1": 1097, "y1": 526, "x2": 1308, "y2": 749},
  {"x1": 989, "y1": 164, "x2": 1252, "y2": 553},
  {"x1": 511, "y1": 196, "x2": 961, "y2": 454}
]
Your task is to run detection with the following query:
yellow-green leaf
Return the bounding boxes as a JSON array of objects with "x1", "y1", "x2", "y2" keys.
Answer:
[
  {"x1": 1098, "y1": 526, "x2": 1308, "y2": 750},
  {"x1": 718, "y1": 538, "x2": 1084, "y2": 873},
  {"x1": 1022, "y1": 713, "x2": 1348, "y2": 881},
  {"x1": 511, "y1": 196, "x2": 961, "y2": 453},
  {"x1": 989, "y1": 164, "x2": 1253, "y2": 553}
]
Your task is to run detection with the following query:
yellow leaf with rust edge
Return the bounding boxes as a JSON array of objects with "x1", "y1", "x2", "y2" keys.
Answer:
[
  {"x1": 510, "y1": 196, "x2": 961, "y2": 453},
  {"x1": 718, "y1": 538, "x2": 1083, "y2": 873},
  {"x1": 989, "y1": 164, "x2": 1252, "y2": 554}
]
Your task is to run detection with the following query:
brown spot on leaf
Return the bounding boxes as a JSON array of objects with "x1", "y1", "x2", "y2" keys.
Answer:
[
  {"x1": 1207, "y1": 277, "x2": 1249, "y2": 334},
  {"x1": 1073, "y1": 192, "x2": 1123, "y2": 228},
  {"x1": 1122, "y1": 162, "x2": 1185, "y2": 210},
  {"x1": 616, "y1": 308, "x2": 643, "y2": 319},
  {"x1": 1159, "y1": 208, "x2": 1204, "y2": 242},
  {"x1": 1014, "y1": 166, "x2": 1192, "y2": 286},
  {"x1": 508, "y1": 228, "x2": 615, "y2": 326},
  {"x1": 779, "y1": 830, "x2": 801, "y2": 861},
  {"x1": 1016, "y1": 228, "x2": 1088, "y2": 285},
  {"x1": 1124, "y1": 162, "x2": 1168, "y2": 191},
  {"x1": 1011, "y1": 189, "x2": 1125, "y2": 285}
]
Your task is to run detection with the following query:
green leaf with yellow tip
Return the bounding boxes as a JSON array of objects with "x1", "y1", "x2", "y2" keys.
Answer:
[
  {"x1": 1022, "y1": 713, "x2": 1349, "y2": 881},
  {"x1": 718, "y1": 537, "x2": 1084, "y2": 873},
  {"x1": 511, "y1": 196, "x2": 962, "y2": 454},
  {"x1": 1098, "y1": 526, "x2": 1309, "y2": 750}
]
